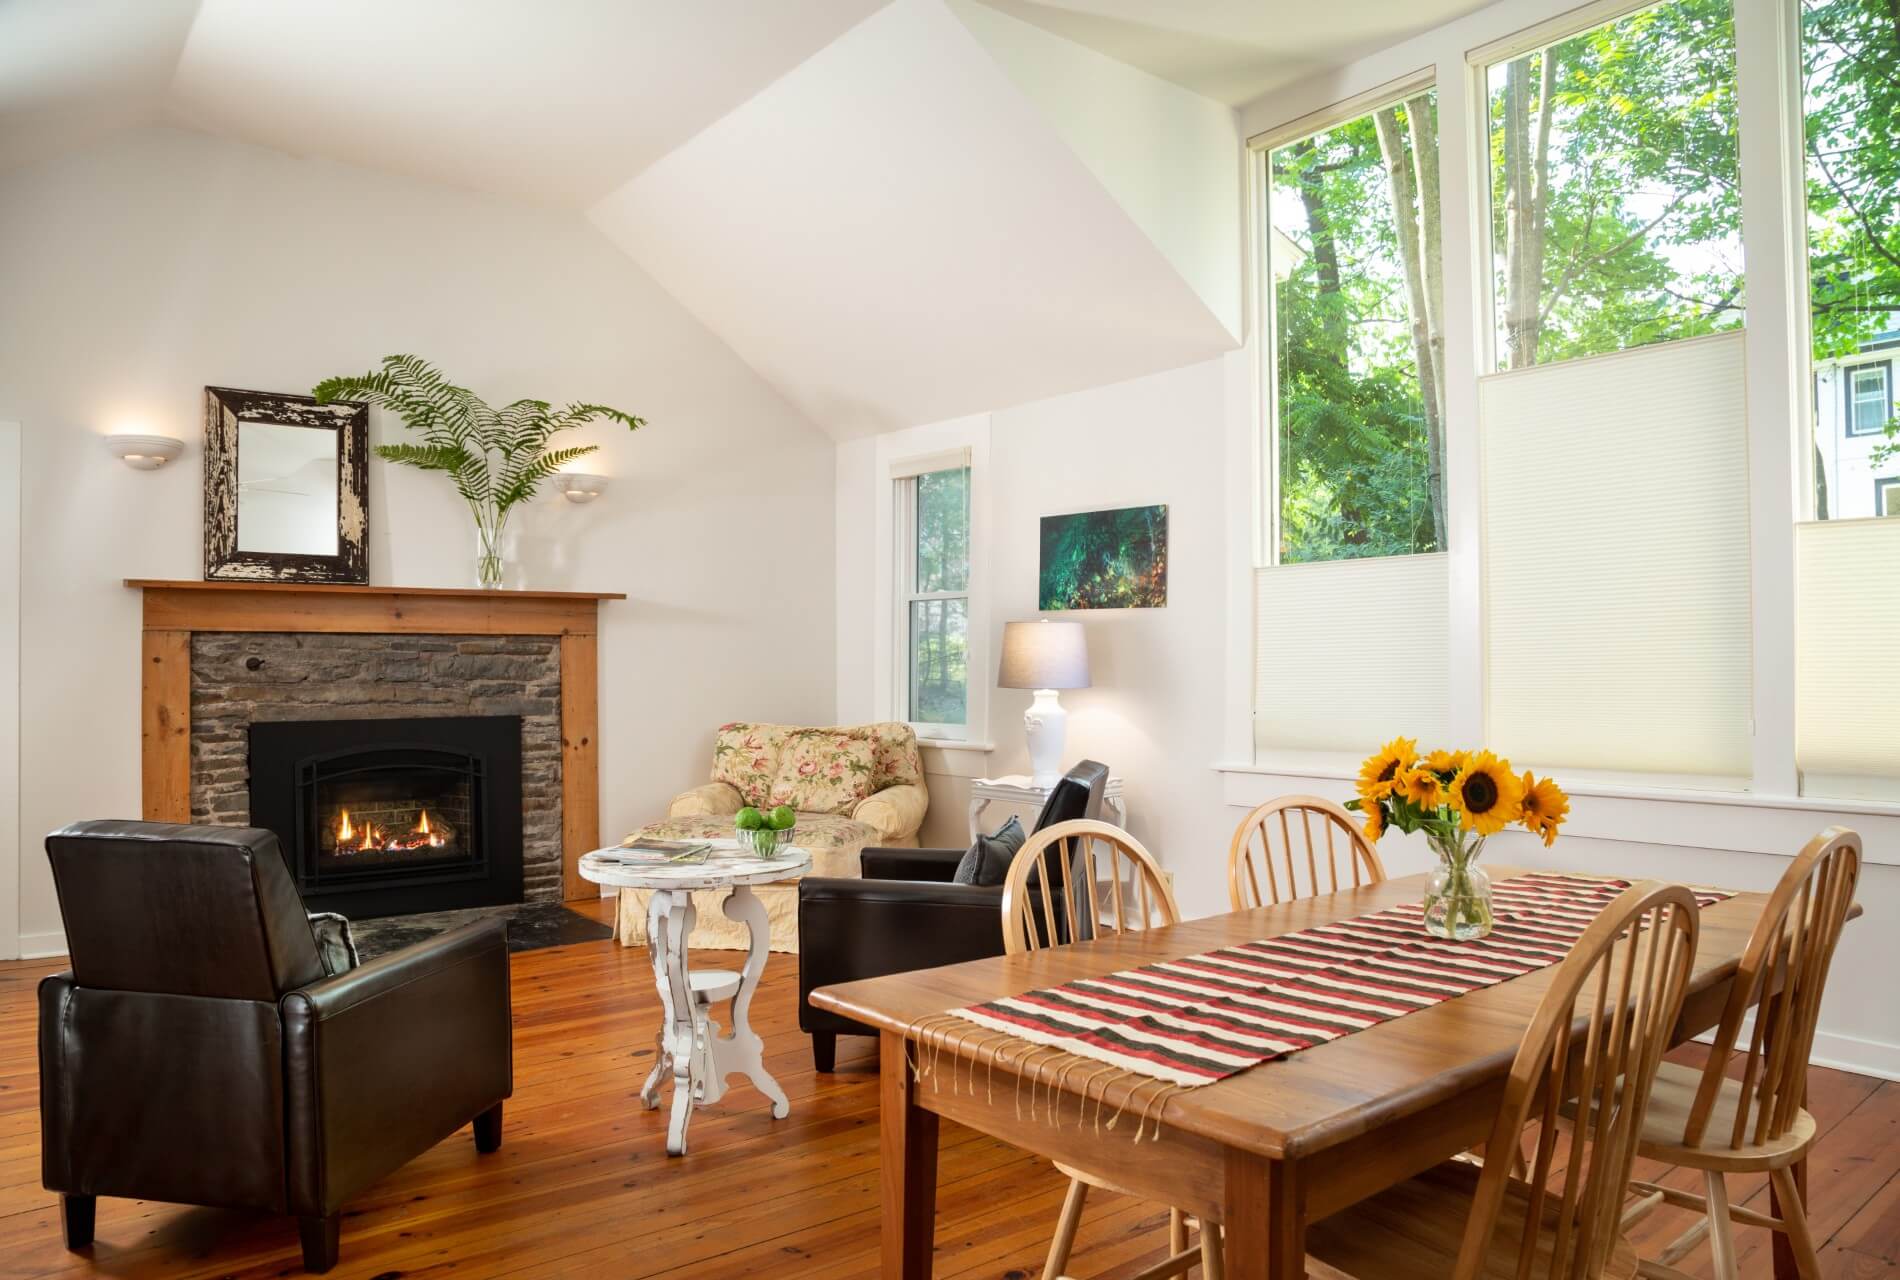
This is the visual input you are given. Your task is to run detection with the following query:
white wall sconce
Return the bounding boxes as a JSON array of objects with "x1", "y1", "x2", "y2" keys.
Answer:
[
  {"x1": 105, "y1": 433, "x2": 185, "y2": 470},
  {"x1": 556, "y1": 473, "x2": 609, "y2": 504}
]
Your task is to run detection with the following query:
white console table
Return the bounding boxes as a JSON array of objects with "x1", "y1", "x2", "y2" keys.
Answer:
[{"x1": 966, "y1": 773, "x2": 1127, "y2": 840}]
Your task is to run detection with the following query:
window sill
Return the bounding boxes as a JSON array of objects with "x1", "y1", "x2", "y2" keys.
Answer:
[
  {"x1": 1211, "y1": 760, "x2": 1900, "y2": 866},
  {"x1": 918, "y1": 738, "x2": 995, "y2": 752}
]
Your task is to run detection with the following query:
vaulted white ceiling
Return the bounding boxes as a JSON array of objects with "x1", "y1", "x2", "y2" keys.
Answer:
[
  {"x1": 1, "y1": 0, "x2": 1460, "y2": 436},
  {"x1": 964, "y1": 0, "x2": 1501, "y2": 105}
]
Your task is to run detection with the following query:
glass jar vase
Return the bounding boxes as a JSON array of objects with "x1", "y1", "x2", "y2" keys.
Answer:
[{"x1": 1423, "y1": 831, "x2": 1494, "y2": 940}]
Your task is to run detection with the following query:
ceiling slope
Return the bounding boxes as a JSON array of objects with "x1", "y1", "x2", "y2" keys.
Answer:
[
  {"x1": 946, "y1": 0, "x2": 1240, "y2": 338},
  {"x1": 0, "y1": 0, "x2": 201, "y2": 173},
  {"x1": 163, "y1": 0, "x2": 892, "y2": 206},
  {"x1": 963, "y1": 0, "x2": 1501, "y2": 106},
  {"x1": 586, "y1": 0, "x2": 1238, "y2": 438}
]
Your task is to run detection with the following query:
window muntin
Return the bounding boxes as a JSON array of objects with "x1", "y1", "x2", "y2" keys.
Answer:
[
  {"x1": 1847, "y1": 363, "x2": 1892, "y2": 436},
  {"x1": 1265, "y1": 89, "x2": 1445, "y2": 565},
  {"x1": 1483, "y1": 0, "x2": 1744, "y2": 372},
  {"x1": 898, "y1": 466, "x2": 970, "y2": 735}
]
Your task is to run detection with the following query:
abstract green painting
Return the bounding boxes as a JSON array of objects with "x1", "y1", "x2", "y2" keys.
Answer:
[{"x1": 1038, "y1": 504, "x2": 1168, "y2": 610}]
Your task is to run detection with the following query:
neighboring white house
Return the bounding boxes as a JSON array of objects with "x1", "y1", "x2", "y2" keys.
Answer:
[{"x1": 1814, "y1": 329, "x2": 1900, "y2": 518}]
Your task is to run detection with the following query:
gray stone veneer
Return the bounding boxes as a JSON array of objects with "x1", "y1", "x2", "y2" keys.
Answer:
[{"x1": 189, "y1": 632, "x2": 564, "y2": 903}]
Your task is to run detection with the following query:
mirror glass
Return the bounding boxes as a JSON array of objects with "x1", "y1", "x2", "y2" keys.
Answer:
[{"x1": 236, "y1": 420, "x2": 340, "y2": 556}]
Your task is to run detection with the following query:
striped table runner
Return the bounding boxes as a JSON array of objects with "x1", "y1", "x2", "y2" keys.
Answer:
[{"x1": 949, "y1": 873, "x2": 1732, "y2": 1090}]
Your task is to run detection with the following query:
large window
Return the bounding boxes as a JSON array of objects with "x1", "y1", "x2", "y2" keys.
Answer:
[
  {"x1": 1804, "y1": 0, "x2": 1900, "y2": 521},
  {"x1": 1265, "y1": 89, "x2": 1445, "y2": 564},
  {"x1": 897, "y1": 464, "x2": 970, "y2": 736},
  {"x1": 1483, "y1": 0, "x2": 1744, "y2": 370}
]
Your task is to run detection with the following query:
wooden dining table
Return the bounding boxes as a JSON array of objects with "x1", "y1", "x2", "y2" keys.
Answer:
[{"x1": 810, "y1": 866, "x2": 1843, "y2": 1280}]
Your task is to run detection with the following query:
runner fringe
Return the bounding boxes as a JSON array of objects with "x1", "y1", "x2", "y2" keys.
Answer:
[{"x1": 899, "y1": 1011, "x2": 1176, "y2": 1145}]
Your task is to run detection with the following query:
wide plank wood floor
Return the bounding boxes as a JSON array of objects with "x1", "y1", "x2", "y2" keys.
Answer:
[{"x1": 0, "y1": 900, "x2": 1893, "y2": 1279}]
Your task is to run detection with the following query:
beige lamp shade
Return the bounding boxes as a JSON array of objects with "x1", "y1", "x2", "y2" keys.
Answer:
[{"x1": 997, "y1": 620, "x2": 1089, "y2": 690}]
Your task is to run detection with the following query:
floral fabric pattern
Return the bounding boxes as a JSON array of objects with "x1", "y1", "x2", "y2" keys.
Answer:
[
  {"x1": 769, "y1": 731, "x2": 875, "y2": 814},
  {"x1": 709, "y1": 723, "x2": 788, "y2": 808}
]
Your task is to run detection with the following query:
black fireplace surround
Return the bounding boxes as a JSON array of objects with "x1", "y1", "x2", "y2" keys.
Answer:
[{"x1": 249, "y1": 715, "x2": 523, "y2": 917}]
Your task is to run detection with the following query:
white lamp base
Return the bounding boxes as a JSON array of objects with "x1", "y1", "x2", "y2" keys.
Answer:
[{"x1": 1023, "y1": 688, "x2": 1068, "y2": 787}]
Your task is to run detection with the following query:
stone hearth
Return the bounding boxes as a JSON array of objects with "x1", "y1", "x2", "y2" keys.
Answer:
[{"x1": 191, "y1": 632, "x2": 565, "y2": 902}]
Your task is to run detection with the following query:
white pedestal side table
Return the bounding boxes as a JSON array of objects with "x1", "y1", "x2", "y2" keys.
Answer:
[
  {"x1": 577, "y1": 843, "x2": 810, "y2": 1156},
  {"x1": 967, "y1": 773, "x2": 1127, "y2": 840}
]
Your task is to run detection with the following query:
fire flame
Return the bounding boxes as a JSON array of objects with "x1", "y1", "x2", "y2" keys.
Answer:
[{"x1": 333, "y1": 807, "x2": 447, "y2": 852}]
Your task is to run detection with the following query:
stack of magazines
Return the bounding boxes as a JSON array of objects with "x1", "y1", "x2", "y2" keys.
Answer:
[{"x1": 590, "y1": 838, "x2": 713, "y2": 865}]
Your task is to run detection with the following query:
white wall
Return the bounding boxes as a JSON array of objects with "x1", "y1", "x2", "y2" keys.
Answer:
[
  {"x1": 838, "y1": 355, "x2": 1247, "y2": 912},
  {"x1": 0, "y1": 125, "x2": 838, "y2": 955}
]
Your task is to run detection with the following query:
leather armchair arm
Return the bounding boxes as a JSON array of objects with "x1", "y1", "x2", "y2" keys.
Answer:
[
  {"x1": 280, "y1": 920, "x2": 511, "y2": 1216},
  {"x1": 797, "y1": 877, "x2": 1006, "y2": 1036},
  {"x1": 667, "y1": 781, "x2": 746, "y2": 819},
  {"x1": 860, "y1": 846, "x2": 965, "y2": 881},
  {"x1": 851, "y1": 781, "x2": 929, "y2": 843}
]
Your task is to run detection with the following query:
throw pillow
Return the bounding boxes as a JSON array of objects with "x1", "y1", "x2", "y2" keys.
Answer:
[
  {"x1": 710, "y1": 722, "x2": 785, "y2": 807},
  {"x1": 307, "y1": 911, "x2": 359, "y2": 976},
  {"x1": 767, "y1": 730, "x2": 877, "y2": 815},
  {"x1": 952, "y1": 816, "x2": 1026, "y2": 886}
]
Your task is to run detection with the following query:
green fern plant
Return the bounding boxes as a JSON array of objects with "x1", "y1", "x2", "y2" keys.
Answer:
[{"x1": 313, "y1": 355, "x2": 644, "y2": 587}]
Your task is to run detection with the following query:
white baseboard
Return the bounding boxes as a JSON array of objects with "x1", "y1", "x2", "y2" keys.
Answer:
[
  {"x1": 1809, "y1": 1029, "x2": 1900, "y2": 1082},
  {"x1": 19, "y1": 928, "x2": 67, "y2": 961}
]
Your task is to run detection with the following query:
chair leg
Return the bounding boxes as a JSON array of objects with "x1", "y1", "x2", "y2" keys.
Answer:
[
  {"x1": 473, "y1": 1101, "x2": 504, "y2": 1154},
  {"x1": 299, "y1": 1213, "x2": 341, "y2": 1274},
  {"x1": 1769, "y1": 1166, "x2": 1824, "y2": 1280},
  {"x1": 1169, "y1": 1208, "x2": 1187, "y2": 1257},
  {"x1": 1199, "y1": 1222, "x2": 1224, "y2": 1280},
  {"x1": 1042, "y1": 1177, "x2": 1089, "y2": 1280},
  {"x1": 1704, "y1": 1171, "x2": 1740, "y2": 1280},
  {"x1": 812, "y1": 1031, "x2": 837, "y2": 1073},
  {"x1": 59, "y1": 1194, "x2": 94, "y2": 1250}
]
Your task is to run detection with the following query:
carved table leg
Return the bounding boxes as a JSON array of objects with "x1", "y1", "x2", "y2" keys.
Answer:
[
  {"x1": 639, "y1": 890, "x2": 670, "y2": 1110},
  {"x1": 648, "y1": 889, "x2": 699, "y2": 1156},
  {"x1": 720, "y1": 884, "x2": 791, "y2": 1119}
]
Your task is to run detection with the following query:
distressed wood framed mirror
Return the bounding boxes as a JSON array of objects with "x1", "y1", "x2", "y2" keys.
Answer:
[{"x1": 203, "y1": 385, "x2": 369, "y2": 583}]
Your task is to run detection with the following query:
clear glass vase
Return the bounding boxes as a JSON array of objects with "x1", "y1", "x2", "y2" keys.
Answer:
[
  {"x1": 1423, "y1": 831, "x2": 1493, "y2": 940},
  {"x1": 472, "y1": 506, "x2": 512, "y2": 590}
]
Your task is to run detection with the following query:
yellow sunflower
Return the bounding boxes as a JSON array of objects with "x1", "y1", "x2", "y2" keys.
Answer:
[
  {"x1": 1396, "y1": 767, "x2": 1442, "y2": 809},
  {"x1": 1449, "y1": 751, "x2": 1526, "y2": 836},
  {"x1": 1363, "y1": 800, "x2": 1386, "y2": 843},
  {"x1": 1423, "y1": 748, "x2": 1466, "y2": 776},
  {"x1": 1357, "y1": 736, "x2": 1418, "y2": 804},
  {"x1": 1519, "y1": 771, "x2": 1570, "y2": 847}
]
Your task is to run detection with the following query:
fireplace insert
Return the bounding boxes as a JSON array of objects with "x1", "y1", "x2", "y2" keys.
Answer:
[{"x1": 249, "y1": 715, "x2": 523, "y2": 917}]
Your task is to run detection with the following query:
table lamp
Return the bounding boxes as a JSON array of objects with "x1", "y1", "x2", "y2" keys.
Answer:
[{"x1": 997, "y1": 620, "x2": 1090, "y2": 786}]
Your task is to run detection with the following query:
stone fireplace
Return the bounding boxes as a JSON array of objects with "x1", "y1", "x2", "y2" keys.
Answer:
[{"x1": 129, "y1": 580, "x2": 621, "y2": 904}]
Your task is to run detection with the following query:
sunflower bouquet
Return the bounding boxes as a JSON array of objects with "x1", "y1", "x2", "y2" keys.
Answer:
[{"x1": 1344, "y1": 738, "x2": 1569, "y2": 940}]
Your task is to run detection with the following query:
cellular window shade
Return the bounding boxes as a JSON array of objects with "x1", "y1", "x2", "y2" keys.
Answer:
[
  {"x1": 1479, "y1": 332, "x2": 1752, "y2": 775},
  {"x1": 889, "y1": 448, "x2": 971, "y2": 480},
  {"x1": 1255, "y1": 554, "x2": 1450, "y2": 752},
  {"x1": 1797, "y1": 517, "x2": 1900, "y2": 797}
]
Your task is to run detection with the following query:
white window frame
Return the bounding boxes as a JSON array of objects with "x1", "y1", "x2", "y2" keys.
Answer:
[
  {"x1": 1847, "y1": 362, "x2": 1893, "y2": 437},
  {"x1": 1877, "y1": 476, "x2": 1900, "y2": 517},
  {"x1": 894, "y1": 464, "x2": 971, "y2": 739},
  {"x1": 871, "y1": 416, "x2": 991, "y2": 751},
  {"x1": 1218, "y1": 0, "x2": 1900, "y2": 862},
  {"x1": 1249, "y1": 70, "x2": 1442, "y2": 570}
]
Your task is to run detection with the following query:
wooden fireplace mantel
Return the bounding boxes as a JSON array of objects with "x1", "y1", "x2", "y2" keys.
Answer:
[{"x1": 128, "y1": 579, "x2": 627, "y2": 900}]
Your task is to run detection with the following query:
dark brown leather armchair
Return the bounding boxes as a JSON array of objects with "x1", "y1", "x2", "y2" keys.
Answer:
[
  {"x1": 796, "y1": 761, "x2": 1108, "y2": 1070},
  {"x1": 38, "y1": 821, "x2": 513, "y2": 1273}
]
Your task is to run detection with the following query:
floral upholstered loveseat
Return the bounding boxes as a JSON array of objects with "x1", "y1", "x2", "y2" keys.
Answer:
[{"x1": 616, "y1": 722, "x2": 928, "y2": 952}]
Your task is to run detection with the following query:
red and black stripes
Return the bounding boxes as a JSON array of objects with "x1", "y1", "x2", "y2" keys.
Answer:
[{"x1": 951, "y1": 873, "x2": 1732, "y2": 1089}]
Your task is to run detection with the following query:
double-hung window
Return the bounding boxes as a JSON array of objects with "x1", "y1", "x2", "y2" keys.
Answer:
[
  {"x1": 1847, "y1": 364, "x2": 1892, "y2": 437},
  {"x1": 895, "y1": 460, "x2": 971, "y2": 739}
]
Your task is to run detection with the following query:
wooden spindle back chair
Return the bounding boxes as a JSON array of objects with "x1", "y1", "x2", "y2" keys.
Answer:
[
  {"x1": 998, "y1": 821, "x2": 1202, "y2": 1280},
  {"x1": 1458, "y1": 881, "x2": 1701, "y2": 1279},
  {"x1": 1227, "y1": 795, "x2": 1385, "y2": 910},
  {"x1": 1682, "y1": 827, "x2": 1860, "y2": 1152},
  {"x1": 1001, "y1": 820, "x2": 1179, "y2": 957}
]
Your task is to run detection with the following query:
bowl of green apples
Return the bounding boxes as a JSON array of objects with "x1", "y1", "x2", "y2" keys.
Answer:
[{"x1": 734, "y1": 805, "x2": 797, "y2": 857}]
